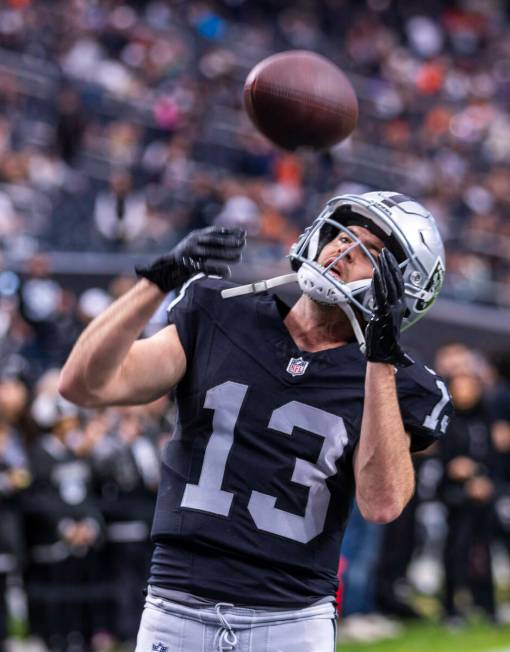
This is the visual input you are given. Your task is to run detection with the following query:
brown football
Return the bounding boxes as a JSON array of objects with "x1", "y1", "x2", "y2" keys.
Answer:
[{"x1": 243, "y1": 50, "x2": 358, "y2": 151}]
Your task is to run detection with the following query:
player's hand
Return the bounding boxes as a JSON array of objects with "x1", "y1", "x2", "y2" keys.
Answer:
[
  {"x1": 136, "y1": 226, "x2": 246, "y2": 292},
  {"x1": 364, "y1": 249, "x2": 413, "y2": 368}
]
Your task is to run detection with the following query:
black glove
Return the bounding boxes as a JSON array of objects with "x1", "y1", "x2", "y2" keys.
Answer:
[
  {"x1": 364, "y1": 249, "x2": 413, "y2": 368},
  {"x1": 135, "y1": 226, "x2": 246, "y2": 292}
]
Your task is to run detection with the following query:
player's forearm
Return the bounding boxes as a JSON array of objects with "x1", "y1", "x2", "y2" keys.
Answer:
[
  {"x1": 355, "y1": 362, "x2": 415, "y2": 523},
  {"x1": 59, "y1": 279, "x2": 164, "y2": 404}
]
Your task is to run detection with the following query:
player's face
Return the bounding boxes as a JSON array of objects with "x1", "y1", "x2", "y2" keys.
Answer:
[{"x1": 317, "y1": 225, "x2": 384, "y2": 283}]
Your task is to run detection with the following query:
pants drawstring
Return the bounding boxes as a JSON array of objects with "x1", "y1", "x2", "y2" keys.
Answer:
[{"x1": 213, "y1": 603, "x2": 239, "y2": 651}]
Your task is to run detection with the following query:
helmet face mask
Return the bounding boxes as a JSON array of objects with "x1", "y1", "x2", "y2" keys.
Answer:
[
  {"x1": 289, "y1": 191, "x2": 446, "y2": 333},
  {"x1": 292, "y1": 217, "x2": 379, "y2": 318}
]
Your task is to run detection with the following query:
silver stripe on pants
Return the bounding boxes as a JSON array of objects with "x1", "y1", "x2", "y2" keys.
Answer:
[{"x1": 135, "y1": 589, "x2": 336, "y2": 652}]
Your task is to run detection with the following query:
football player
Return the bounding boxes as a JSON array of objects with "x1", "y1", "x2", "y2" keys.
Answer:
[{"x1": 59, "y1": 191, "x2": 452, "y2": 652}]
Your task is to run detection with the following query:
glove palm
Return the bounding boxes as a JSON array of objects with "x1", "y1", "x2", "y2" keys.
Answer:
[{"x1": 365, "y1": 249, "x2": 413, "y2": 368}]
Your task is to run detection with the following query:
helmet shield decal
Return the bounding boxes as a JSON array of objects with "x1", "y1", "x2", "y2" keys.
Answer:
[{"x1": 414, "y1": 258, "x2": 445, "y2": 313}]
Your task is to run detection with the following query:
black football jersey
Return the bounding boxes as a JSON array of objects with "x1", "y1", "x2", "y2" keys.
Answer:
[{"x1": 149, "y1": 276, "x2": 452, "y2": 607}]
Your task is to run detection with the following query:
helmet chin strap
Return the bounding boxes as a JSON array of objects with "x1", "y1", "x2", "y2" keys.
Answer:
[
  {"x1": 221, "y1": 270, "x2": 368, "y2": 353},
  {"x1": 220, "y1": 272, "x2": 298, "y2": 298},
  {"x1": 335, "y1": 301, "x2": 367, "y2": 353}
]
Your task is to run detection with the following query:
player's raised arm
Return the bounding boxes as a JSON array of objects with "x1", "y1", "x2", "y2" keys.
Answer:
[
  {"x1": 59, "y1": 227, "x2": 245, "y2": 408},
  {"x1": 354, "y1": 250, "x2": 415, "y2": 523}
]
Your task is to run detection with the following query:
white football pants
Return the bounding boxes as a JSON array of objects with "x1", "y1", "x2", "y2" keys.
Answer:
[{"x1": 135, "y1": 589, "x2": 336, "y2": 652}]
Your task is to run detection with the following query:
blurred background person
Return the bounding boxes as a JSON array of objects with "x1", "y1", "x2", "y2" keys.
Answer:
[
  {"x1": 437, "y1": 364, "x2": 498, "y2": 625},
  {"x1": 23, "y1": 387, "x2": 105, "y2": 652},
  {"x1": 489, "y1": 353, "x2": 510, "y2": 570},
  {"x1": 93, "y1": 170, "x2": 149, "y2": 251},
  {"x1": 92, "y1": 407, "x2": 160, "y2": 648}
]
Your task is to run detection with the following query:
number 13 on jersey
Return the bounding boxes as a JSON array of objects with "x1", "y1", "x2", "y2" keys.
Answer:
[{"x1": 181, "y1": 381, "x2": 349, "y2": 544}]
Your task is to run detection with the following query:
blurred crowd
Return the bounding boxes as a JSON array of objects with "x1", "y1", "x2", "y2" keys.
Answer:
[
  {"x1": 0, "y1": 0, "x2": 509, "y2": 304},
  {"x1": 0, "y1": 362, "x2": 173, "y2": 652},
  {"x1": 0, "y1": 262, "x2": 169, "y2": 652},
  {"x1": 0, "y1": 363, "x2": 173, "y2": 652},
  {"x1": 339, "y1": 342, "x2": 510, "y2": 642}
]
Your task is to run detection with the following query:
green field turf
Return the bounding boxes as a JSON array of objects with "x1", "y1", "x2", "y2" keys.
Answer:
[{"x1": 337, "y1": 621, "x2": 510, "y2": 652}]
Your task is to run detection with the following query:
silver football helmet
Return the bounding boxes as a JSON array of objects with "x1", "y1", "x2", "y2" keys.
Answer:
[{"x1": 222, "y1": 191, "x2": 445, "y2": 351}]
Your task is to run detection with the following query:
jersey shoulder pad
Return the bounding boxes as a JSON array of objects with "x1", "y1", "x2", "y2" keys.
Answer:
[
  {"x1": 167, "y1": 275, "x2": 234, "y2": 319},
  {"x1": 166, "y1": 275, "x2": 235, "y2": 356},
  {"x1": 397, "y1": 361, "x2": 453, "y2": 452}
]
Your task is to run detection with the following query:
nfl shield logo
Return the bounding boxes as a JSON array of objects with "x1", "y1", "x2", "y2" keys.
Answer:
[{"x1": 286, "y1": 356, "x2": 309, "y2": 377}]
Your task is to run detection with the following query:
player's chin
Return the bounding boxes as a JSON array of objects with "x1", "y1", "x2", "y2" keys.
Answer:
[{"x1": 311, "y1": 298, "x2": 339, "y2": 311}]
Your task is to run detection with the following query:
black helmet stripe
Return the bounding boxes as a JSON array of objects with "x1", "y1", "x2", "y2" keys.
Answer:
[{"x1": 381, "y1": 194, "x2": 413, "y2": 207}]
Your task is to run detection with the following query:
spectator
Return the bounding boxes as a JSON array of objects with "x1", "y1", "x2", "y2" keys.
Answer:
[
  {"x1": 93, "y1": 407, "x2": 160, "y2": 646},
  {"x1": 93, "y1": 170, "x2": 148, "y2": 250},
  {"x1": 438, "y1": 370, "x2": 498, "y2": 624},
  {"x1": 18, "y1": 255, "x2": 81, "y2": 379},
  {"x1": 54, "y1": 88, "x2": 87, "y2": 167},
  {"x1": 488, "y1": 352, "x2": 510, "y2": 562},
  {"x1": 23, "y1": 395, "x2": 105, "y2": 652}
]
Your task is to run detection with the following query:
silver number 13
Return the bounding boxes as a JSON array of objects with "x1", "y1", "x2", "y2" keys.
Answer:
[{"x1": 180, "y1": 381, "x2": 349, "y2": 543}]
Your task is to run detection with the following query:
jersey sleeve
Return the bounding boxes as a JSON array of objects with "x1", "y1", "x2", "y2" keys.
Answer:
[
  {"x1": 166, "y1": 275, "x2": 233, "y2": 361},
  {"x1": 166, "y1": 275, "x2": 204, "y2": 360},
  {"x1": 397, "y1": 365, "x2": 454, "y2": 453}
]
